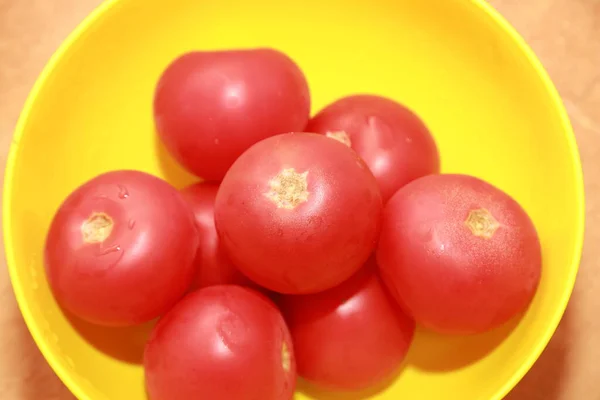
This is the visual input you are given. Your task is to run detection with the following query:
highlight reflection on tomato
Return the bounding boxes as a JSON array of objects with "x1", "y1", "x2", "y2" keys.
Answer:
[{"x1": 281, "y1": 260, "x2": 415, "y2": 391}]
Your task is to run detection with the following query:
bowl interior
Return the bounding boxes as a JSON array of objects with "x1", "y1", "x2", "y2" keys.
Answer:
[{"x1": 4, "y1": 0, "x2": 583, "y2": 399}]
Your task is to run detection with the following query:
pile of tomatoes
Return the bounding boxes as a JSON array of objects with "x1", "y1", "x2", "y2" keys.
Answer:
[{"x1": 44, "y1": 48, "x2": 542, "y2": 400}]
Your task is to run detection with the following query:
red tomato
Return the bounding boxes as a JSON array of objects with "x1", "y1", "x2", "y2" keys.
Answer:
[
  {"x1": 306, "y1": 95, "x2": 440, "y2": 202},
  {"x1": 214, "y1": 132, "x2": 383, "y2": 294},
  {"x1": 180, "y1": 182, "x2": 253, "y2": 288},
  {"x1": 281, "y1": 259, "x2": 415, "y2": 391},
  {"x1": 154, "y1": 48, "x2": 311, "y2": 181},
  {"x1": 376, "y1": 174, "x2": 542, "y2": 334},
  {"x1": 44, "y1": 170, "x2": 199, "y2": 327},
  {"x1": 144, "y1": 285, "x2": 296, "y2": 400}
]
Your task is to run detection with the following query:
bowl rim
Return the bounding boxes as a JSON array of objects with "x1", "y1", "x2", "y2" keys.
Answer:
[{"x1": 3, "y1": 1, "x2": 585, "y2": 399}]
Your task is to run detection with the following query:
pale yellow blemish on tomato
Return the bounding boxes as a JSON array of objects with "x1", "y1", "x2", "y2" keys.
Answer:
[
  {"x1": 281, "y1": 341, "x2": 291, "y2": 372},
  {"x1": 325, "y1": 130, "x2": 352, "y2": 147}
]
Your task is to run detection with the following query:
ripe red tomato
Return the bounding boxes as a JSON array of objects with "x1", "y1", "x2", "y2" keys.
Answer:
[
  {"x1": 44, "y1": 170, "x2": 199, "y2": 327},
  {"x1": 306, "y1": 95, "x2": 440, "y2": 202},
  {"x1": 154, "y1": 48, "x2": 311, "y2": 181},
  {"x1": 377, "y1": 174, "x2": 542, "y2": 334},
  {"x1": 281, "y1": 259, "x2": 415, "y2": 391},
  {"x1": 144, "y1": 285, "x2": 296, "y2": 400},
  {"x1": 214, "y1": 132, "x2": 383, "y2": 294},
  {"x1": 180, "y1": 182, "x2": 253, "y2": 289}
]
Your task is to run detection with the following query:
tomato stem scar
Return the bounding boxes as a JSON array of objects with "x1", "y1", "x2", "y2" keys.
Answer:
[
  {"x1": 325, "y1": 130, "x2": 352, "y2": 147},
  {"x1": 82, "y1": 212, "x2": 114, "y2": 243},
  {"x1": 264, "y1": 168, "x2": 309, "y2": 209},
  {"x1": 464, "y1": 208, "x2": 500, "y2": 239}
]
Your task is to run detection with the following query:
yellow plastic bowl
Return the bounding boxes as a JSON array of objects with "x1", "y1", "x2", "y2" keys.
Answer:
[{"x1": 3, "y1": 0, "x2": 584, "y2": 399}]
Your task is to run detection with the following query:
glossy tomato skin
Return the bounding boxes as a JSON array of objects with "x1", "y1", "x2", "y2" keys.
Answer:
[
  {"x1": 214, "y1": 132, "x2": 383, "y2": 294},
  {"x1": 377, "y1": 174, "x2": 542, "y2": 335},
  {"x1": 144, "y1": 285, "x2": 296, "y2": 400},
  {"x1": 180, "y1": 182, "x2": 253, "y2": 288},
  {"x1": 44, "y1": 170, "x2": 199, "y2": 327},
  {"x1": 154, "y1": 48, "x2": 311, "y2": 181},
  {"x1": 306, "y1": 95, "x2": 440, "y2": 202},
  {"x1": 281, "y1": 259, "x2": 415, "y2": 391}
]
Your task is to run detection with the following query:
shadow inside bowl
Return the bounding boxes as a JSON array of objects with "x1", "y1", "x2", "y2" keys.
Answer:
[
  {"x1": 65, "y1": 312, "x2": 156, "y2": 365},
  {"x1": 409, "y1": 315, "x2": 521, "y2": 372},
  {"x1": 297, "y1": 364, "x2": 407, "y2": 400},
  {"x1": 154, "y1": 129, "x2": 198, "y2": 189}
]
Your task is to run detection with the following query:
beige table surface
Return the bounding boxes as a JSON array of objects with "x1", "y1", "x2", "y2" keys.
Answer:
[{"x1": 0, "y1": 0, "x2": 599, "y2": 399}]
